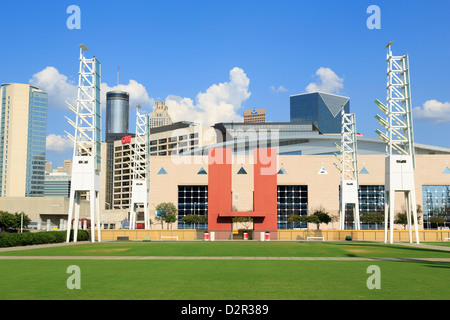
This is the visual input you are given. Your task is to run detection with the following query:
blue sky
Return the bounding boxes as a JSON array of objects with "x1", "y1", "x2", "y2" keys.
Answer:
[{"x1": 1, "y1": 0, "x2": 449, "y2": 168}]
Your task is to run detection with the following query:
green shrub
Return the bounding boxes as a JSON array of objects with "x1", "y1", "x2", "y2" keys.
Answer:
[{"x1": 0, "y1": 230, "x2": 90, "y2": 248}]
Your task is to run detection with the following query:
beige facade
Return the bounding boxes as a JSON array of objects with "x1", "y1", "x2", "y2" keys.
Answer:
[
  {"x1": 0, "y1": 196, "x2": 91, "y2": 227},
  {"x1": 3, "y1": 152, "x2": 449, "y2": 232},
  {"x1": 244, "y1": 108, "x2": 266, "y2": 123},
  {"x1": 149, "y1": 101, "x2": 172, "y2": 128},
  {"x1": 0, "y1": 84, "x2": 46, "y2": 197},
  {"x1": 148, "y1": 153, "x2": 450, "y2": 230},
  {"x1": 53, "y1": 160, "x2": 72, "y2": 175}
]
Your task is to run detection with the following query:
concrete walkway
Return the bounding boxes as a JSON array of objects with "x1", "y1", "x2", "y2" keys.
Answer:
[{"x1": 0, "y1": 241, "x2": 90, "y2": 252}]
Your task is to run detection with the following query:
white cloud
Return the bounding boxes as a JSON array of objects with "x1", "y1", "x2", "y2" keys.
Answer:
[
  {"x1": 30, "y1": 66, "x2": 78, "y2": 109},
  {"x1": 30, "y1": 66, "x2": 153, "y2": 110},
  {"x1": 165, "y1": 67, "x2": 251, "y2": 126},
  {"x1": 270, "y1": 85, "x2": 288, "y2": 93},
  {"x1": 413, "y1": 99, "x2": 450, "y2": 123},
  {"x1": 46, "y1": 134, "x2": 73, "y2": 153},
  {"x1": 305, "y1": 67, "x2": 344, "y2": 94}
]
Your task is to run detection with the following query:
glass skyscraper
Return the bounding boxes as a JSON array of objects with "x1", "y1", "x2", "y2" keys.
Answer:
[
  {"x1": 105, "y1": 90, "x2": 130, "y2": 208},
  {"x1": 0, "y1": 83, "x2": 48, "y2": 197},
  {"x1": 290, "y1": 92, "x2": 350, "y2": 133},
  {"x1": 106, "y1": 90, "x2": 129, "y2": 138}
]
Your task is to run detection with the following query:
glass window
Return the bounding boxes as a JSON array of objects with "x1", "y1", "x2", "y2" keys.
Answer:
[
  {"x1": 277, "y1": 185, "x2": 308, "y2": 229},
  {"x1": 422, "y1": 185, "x2": 450, "y2": 229},
  {"x1": 358, "y1": 185, "x2": 385, "y2": 230},
  {"x1": 177, "y1": 185, "x2": 208, "y2": 229}
]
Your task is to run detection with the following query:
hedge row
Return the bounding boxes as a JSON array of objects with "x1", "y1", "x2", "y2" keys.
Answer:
[{"x1": 0, "y1": 230, "x2": 90, "y2": 248}]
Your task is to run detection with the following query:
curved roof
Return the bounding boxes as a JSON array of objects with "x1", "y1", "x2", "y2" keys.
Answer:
[{"x1": 185, "y1": 132, "x2": 450, "y2": 156}]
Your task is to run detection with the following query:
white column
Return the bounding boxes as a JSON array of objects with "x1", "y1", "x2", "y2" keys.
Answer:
[{"x1": 66, "y1": 187, "x2": 75, "y2": 242}]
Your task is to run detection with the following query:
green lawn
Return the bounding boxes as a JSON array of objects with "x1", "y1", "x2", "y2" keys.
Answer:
[
  {"x1": 0, "y1": 259, "x2": 448, "y2": 300},
  {"x1": 0, "y1": 241, "x2": 448, "y2": 300},
  {"x1": 1, "y1": 241, "x2": 449, "y2": 258}
]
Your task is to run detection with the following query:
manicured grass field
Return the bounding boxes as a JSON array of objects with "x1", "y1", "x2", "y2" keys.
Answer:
[
  {"x1": 0, "y1": 241, "x2": 448, "y2": 300},
  {"x1": 1, "y1": 241, "x2": 449, "y2": 258}
]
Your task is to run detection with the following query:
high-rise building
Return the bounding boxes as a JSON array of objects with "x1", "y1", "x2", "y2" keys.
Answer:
[
  {"x1": 149, "y1": 101, "x2": 172, "y2": 128},
  {"x1": 0, "y1": 83, "x2": 47, "y2": 197},
  {"x1": 244, "y1": 108, "x2": 266, "y2": 123},
  {"x1": 105, "y1": 90, "x2": 130, "y2": 209},
  {"x1": 109, "y1": 121, "x2": 215, "y2": 210},
  {"x1": 106, "y1": 90, "x2": 130, "y2": 140},
  {"x1": 52, "y1": 159, "x2": 72, "y2": 175},
  {"x1": 44, "y1": 172, "x2": 71, "y2": 198},
  {"x1": 290, "y1": 92, "x2": 350, "y2": 133}
]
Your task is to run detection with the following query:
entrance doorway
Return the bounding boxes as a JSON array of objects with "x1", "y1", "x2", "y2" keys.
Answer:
[{"x1": 231, "y1": 217, "x2": 254, "y2": 240}]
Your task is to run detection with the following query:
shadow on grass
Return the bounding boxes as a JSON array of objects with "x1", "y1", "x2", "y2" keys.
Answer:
[
  {"x1": 331, "y1": 241, "x2": 450, "y2": 256},
  {"x1": 395, "y1": 259, "x2": 450, "y2": 270}
]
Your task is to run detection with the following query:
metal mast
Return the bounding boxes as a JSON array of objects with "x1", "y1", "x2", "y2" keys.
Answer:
[
  {"x1": 129, "y1": 105, "x2": 150, "y2": 229},
  {"x1": 374, "y1": 41, "x2": 419, "y2": 244},
  {"x1": 334, "y1": 109, "x2": 360, "y2": 230},
  {"x1": 66, "y1": 44, "x2": 102, "y2": 243}
]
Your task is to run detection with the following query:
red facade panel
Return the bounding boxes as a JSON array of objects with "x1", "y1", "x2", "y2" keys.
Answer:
[
  {"x1": 208, "y1": 148, "x2": 232, "y2": 231},
  {"x1": 253, "y1": 148, "x2": 278, "y2": 233},
  {"x1": 207, "y1": 148, "x2": 278, "y2": 237}
]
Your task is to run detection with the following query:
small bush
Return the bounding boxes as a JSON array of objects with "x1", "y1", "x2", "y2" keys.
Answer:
[{"x1": 0, "y1": 230, "x2": 90, "y2": 248}]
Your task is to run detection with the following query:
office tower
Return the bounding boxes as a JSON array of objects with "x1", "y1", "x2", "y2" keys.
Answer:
[
  {"x1": 106, "y1": 90, "x2": 130, "y2": 140},
  {"x1": 105, "y1": 90, "x2": 130, "y2": 208},
  {"x1": 244, "y1": 108, "x2": 266, "y2": 123},
  {"x1": 149, "y1": 101, "x2": 172, "y2": 128},
  {"x1": 290, "y1": 92, "x2": 350, "y2": 133},
  {"x1": 0, "y1": 83, "x2": 47, "y2": 197}
]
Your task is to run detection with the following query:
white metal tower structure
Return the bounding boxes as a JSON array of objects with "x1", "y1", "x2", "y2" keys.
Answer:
[
  {"x1": 374, "y1": 41, "x2": 419, "y2": 244},
  {"x1": 129, "y1": 105, "x2": 150, "y2": 229},
  {"x1": 334, "y1": 109, "x2": 360, "y2": 230},
  {"x1": 66, "y1": 44, "x2": 102, "y2": 243}
]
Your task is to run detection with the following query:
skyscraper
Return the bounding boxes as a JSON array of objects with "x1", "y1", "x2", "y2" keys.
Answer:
[
  {"x1": 0, "y1": 83, "x2": 48, "y2": 197},
  {"x1": 290, "y1": 92, "x2": 350, "y2": 133},
  {"x1": 105, "y1": 90, "x2": 130, "y2": 209},
  {"x1": 149, "y1": 101, "x2": 172, "y2": 128},
  {"x1": 106, "y1": 90, "x2": 130, "y2": 140}
]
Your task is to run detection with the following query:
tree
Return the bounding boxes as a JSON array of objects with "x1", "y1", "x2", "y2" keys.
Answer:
[
  {"x1": 288, "y1": 209, "x2": 332, "y2": 230},
  {"x1": 287, "y1": 214, "x2": 303, "y2": 225},
  {"x1": 394, "y1": 205, "x2": 422, "y2": 230},
  {"x1": 428, "y1": 216, "x2": 446, "y2": 228},
  {"x1": 165, "y1": 214, "x2": 177, "y2": 229},
  {"x1": 360, "y1": 211, "x2": 384, "y2": 229},
  {"x1": 232, "y1": 217, "x2": 253, "y2": 230},
  {"x1": 180, "y1": 214, "x2": 208, "y2": 229},
  {"x1": 0, "y1": 211, "x2": 15, "y2": 232},
  {"x1": 155, "y1": 202, "x2": 178, "y2": 229},
  {"x1": 0, "y1": 211, "x2": 31, "y2": 232},
  {"x1": 307, "y1": 209, "x2": 332, "y2": 230},
  {"x1": 427, "y1": 206, "x2": 449, "y2": 229}
]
